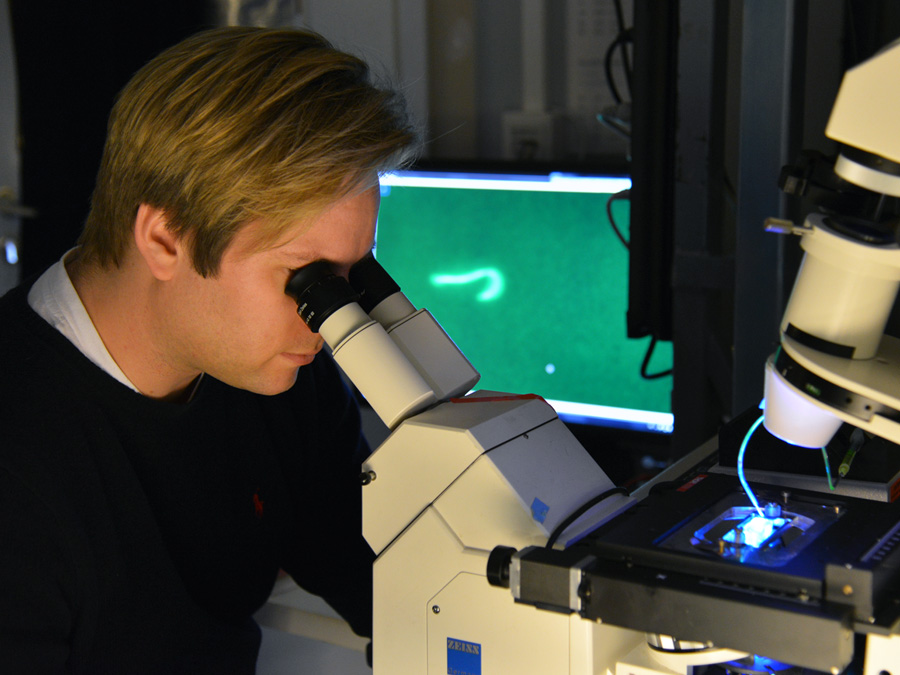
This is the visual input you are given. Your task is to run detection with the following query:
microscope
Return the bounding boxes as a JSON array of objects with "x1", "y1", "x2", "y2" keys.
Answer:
[
  {"x1": 285, "y1": 39, "x2": 900, "y2": 675},
  {"x1": 287, "y1": 255, "x2": 634, "y2": 674},
  {"x1": 763, "y1": 40, "x2": 900, "y2": 451},
  {"x1": 489, "y1": 38, "x2": 900, "y2": 675}
]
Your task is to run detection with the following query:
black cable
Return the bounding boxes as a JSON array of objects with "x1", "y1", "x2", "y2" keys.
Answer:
[
  {"x1": 607, "y1": 188, "x2": 630, "y2": 249},
  {"x1": 603, "y1": 30, "x2": 633, "y2": 104},
  {"x1": 612, "y1": 0, "x2": 633, "y2": 96},
  {"x1": 545, "y1": 486, "x2": 629, "y2": 549},
  {"x1": 640, "y1": 335, "x2": 673, "y2": 380}
]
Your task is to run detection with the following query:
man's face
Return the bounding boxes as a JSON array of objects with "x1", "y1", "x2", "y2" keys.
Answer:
[{"x1": 162, "y1": 185, "x2": 380, "y2": 395}]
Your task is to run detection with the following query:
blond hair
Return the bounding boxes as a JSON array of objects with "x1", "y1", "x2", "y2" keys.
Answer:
[{"x1": 80, "y1": 26, "x2": 418, "y2": 276}]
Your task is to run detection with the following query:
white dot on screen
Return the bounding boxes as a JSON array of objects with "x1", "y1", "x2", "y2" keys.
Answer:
[{"x1": 545, "y1": 364, "x2": 556, "y2": 375}]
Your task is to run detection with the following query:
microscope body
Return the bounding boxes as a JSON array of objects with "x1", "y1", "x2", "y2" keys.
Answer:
[
  {"x1": 365, "y1": 392, "x2": 631, "y2": 673},
  {"x1": 764, "y1": 39, "x2": 900, "y2": 449},
  {"x1": 286, "y1": 256, "x2": 633, "y2": 673},
  {"x1": 764, "y1": 213, "x2": 900, "y2": 447}
]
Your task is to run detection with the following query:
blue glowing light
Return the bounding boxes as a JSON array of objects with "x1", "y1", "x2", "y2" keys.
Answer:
[
  {"x1": 724, "y1": 515, "x2": 786, "y2": 549},
  {"x1": 4, "y1": 240, "x2": 18, "y2": 265}
]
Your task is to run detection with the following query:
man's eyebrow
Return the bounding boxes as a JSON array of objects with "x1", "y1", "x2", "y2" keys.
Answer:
[
  {"x1": 280, "y1": 242, "x2": 375, "y2": 270},
  {"x1": 288, "y1": 257, "x2": 333, "y2": 271},
  {"x1": 288, "y1": 255, "x2": 367, "y2": 273}
]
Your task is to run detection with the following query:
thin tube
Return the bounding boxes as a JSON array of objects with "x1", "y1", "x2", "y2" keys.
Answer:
[
  {"x1": 738, "y1": 415, "x2": 765, "y2": 517},
  {"x1": 822, "y1": 447, "x2": 835, "y2": 491}
]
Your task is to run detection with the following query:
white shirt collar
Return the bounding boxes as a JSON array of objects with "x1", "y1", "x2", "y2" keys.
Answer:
[{"x1": 27, "y1": 249, "x2": 140, "y2": 392}]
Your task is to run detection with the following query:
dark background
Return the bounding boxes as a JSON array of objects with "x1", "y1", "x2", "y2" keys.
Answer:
[{"x1": 10, "y1": 1, "x2": 900, "y2": 482}]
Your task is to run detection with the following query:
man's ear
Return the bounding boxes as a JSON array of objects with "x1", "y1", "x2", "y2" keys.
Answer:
[{"x1": 133, "y1": 204, "x2": 184, "y2": 281}]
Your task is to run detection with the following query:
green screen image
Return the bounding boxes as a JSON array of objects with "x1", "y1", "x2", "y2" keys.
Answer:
[{"x1": 376, "y1": 170, "x2": 673, "y2": 433}]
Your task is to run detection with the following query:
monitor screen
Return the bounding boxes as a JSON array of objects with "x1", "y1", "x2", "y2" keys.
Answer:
[{"x1": 375, "y1": 166, "x2": 673, "y2": 434}]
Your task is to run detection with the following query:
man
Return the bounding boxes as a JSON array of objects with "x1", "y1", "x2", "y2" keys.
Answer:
[{"x1": 0, "y1": 26, "x2": 417, "y2": 672}]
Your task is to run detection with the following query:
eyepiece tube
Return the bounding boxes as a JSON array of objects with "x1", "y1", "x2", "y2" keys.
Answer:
[
  {"x1": 348, "y1": 254, "x2": 399, "y2": 312},
  {"x1": 347, "y1": 255, "x2": 480, "y2": 401},
  {"x1": 285, "y1": 262, "x2": 437, "y2": 428},
  {"x1": 349, "y1": 254, "x2": 416, "y2": 328},
  {"x1": 286, "y1": 261, "x2": 359, "y2": 334}
]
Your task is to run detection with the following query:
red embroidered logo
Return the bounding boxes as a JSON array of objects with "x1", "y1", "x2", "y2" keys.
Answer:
[{"x1": 252, "y1": 489, "x2": 264, "y2": 519}]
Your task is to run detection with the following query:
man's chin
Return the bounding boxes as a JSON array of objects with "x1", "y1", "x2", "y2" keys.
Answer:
[{"x1": 233, "y1": 366, "x2": 301, "y2": 396}]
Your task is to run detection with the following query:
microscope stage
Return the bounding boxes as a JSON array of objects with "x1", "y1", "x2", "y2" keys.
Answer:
[{"x1": 520, "y1": 470, "x2": 900, "y2": 671}]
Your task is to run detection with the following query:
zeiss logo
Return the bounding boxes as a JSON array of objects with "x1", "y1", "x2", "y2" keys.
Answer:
[
  {"x1": 448, "y1": 639, "x2": 480, "y2": 655},
  {"x1": 447, "y1": 638, "x2": 481, "y2": 675}
]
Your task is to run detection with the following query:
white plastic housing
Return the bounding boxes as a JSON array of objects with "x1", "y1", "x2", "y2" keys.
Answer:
[
  {"x1": 362, "y1": 392, "x2": 628, "y2": 557},
  {"x1": 763, "y1": 356, "x2": 843, "y2": 448},
  {"x1": 317, "y1": 301, "x2": 377, "y2": 346},
  {"x1": 367, "y1": 290, "x2": 417, "y2": 328},
  {"x1": 833, "y1": 153, "x2": 900, "y2": 198},
  {"x1": 826, "y1": 39, "x2": 900, "y2": 178},
  {"x1": 765, "y1": 334, "x2": 900, "y2": 448},
  {"x1": 321, "y1": 303, "x2": 437, "y2": 429},
  {"x1": 780, "y1": 213, "x2": 900, "y2": 359},
  {"x1": 366, "y1": 392, "x2": 633, "y2": 673},
  {"x1": 386, "y1": 309, "x2": 480, "y2": 401}
]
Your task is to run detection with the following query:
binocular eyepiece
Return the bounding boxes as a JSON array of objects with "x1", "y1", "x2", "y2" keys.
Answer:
[
  {"x1": 284, "y1": 255, "x2": 438, "y2": 428},
  {"x1": 285, "y1": 255, "x2": 402, "y2": 333},
  {"x1": 286, "y1": 261, "x2": 357, "y2": 334},
  {"x1": 284, "y1": 254, "x2": 480, "y2": 429}
]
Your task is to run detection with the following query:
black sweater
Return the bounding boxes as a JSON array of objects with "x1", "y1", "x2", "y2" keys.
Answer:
[{"x1": 0, "y1": 280, "x2": 374, "y2": 673}]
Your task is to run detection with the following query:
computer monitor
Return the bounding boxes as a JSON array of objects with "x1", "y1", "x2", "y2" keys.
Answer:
[{"x1": 375, "y1": 164, "x2": 673, "y2": 435}]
